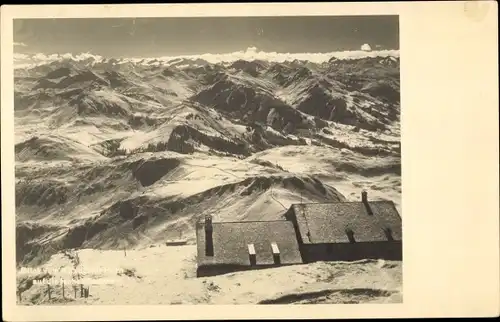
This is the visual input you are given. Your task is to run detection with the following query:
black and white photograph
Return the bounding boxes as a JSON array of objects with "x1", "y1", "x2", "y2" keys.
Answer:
[{"x1": 13, "y1": 14, "x2": 403, "y2": 305}]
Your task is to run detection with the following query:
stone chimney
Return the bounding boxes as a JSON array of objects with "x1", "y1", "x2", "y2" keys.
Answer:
[
  {"x1": 205, "y1": 214, "x2": 214, "y2": 256},
  {"x1": 247, "y1": 243, "x2": 256, "y2": 266},
  {"x1": 361, "y1": 190, "x2": 368, "y2": 203},
  {"x1": 271, "y1": 242, "x2": 281, "y2": 265},
  {"x1": 361, "y1": 190, "x2": 373, "y2": 215}
]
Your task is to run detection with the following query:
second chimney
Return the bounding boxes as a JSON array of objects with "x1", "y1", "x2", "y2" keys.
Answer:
[
  {"x1": 205, "y1": 214, "x2": 214, "y2": 256},
  {"x1": 361, "y1": 190, "x2": 373, "y2": 215},
  {"x1": 361, "y1": 190, "x2": 368, "y2": 203},
  {"x1": 271, "y1": 242, "x2": 281, "y2": 265},
  {"x1": 247, "y1": 243, "x2": 256, "y2": 266}
]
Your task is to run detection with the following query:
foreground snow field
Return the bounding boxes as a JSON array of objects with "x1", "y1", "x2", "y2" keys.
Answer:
[{"x1": 17, "y1": 245, "x2": 402, "y2": 305}]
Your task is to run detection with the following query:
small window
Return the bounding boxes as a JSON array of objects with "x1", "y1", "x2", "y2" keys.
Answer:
[
  {"x1": 384, "y1": 228, "x2": 394, "y2": 241},
  {"x1": 306, "y1": 231, "x2": 312, "y2": 242},
  {"x1": 345, "y1": 229, "x2": 356, "y2": 243}
]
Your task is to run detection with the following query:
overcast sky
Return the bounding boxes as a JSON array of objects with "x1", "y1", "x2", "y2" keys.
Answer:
[{"x1": 14, "y1": 16, "x2": 399, "y2": 58}]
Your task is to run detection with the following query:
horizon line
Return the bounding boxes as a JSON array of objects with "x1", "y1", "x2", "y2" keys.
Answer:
[{"x1": 13, "y1": 47, "x2": 400, "y2": 69}]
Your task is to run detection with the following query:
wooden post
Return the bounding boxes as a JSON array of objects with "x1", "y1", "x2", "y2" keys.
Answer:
[
  {"x1": 124, "y1": 247, "x2": 127, "y2": 257},
  {"x1": 62, "y1": 280, "x2": 65, "y2": 299},
  {"x1": 74, "y1": 285, "x2": 77, "y2": 298},
  {"x1": 80, "y1": 284, "x2": 84, "y2": 297},
  {"x1": 47, "y1": 284, "x2": 51, "y2": 300},
  {"x1": 18, "y1": 291, "x2": 22, "y2": 303}
]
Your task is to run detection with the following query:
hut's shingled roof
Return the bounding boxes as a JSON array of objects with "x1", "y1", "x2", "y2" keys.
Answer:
[
  {"x1": 291, "y1": 201, "x2": 402, "y2": 244},
  {"x1": 196, "y1": 220, "x2": 303, "y2": 268}
]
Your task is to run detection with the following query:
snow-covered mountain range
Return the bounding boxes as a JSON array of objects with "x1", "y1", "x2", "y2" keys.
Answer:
[{"x1": 14, "y1": 51, "x2": 401, "y2": 267}]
